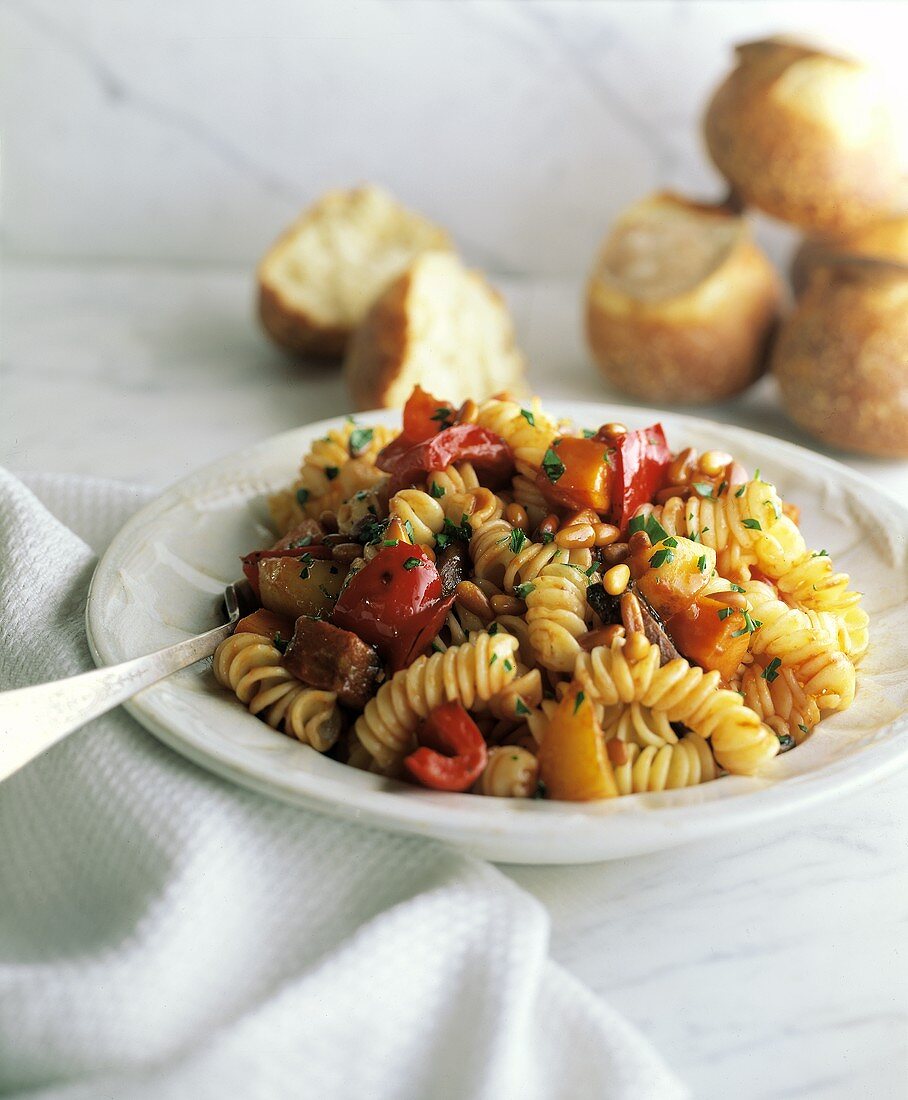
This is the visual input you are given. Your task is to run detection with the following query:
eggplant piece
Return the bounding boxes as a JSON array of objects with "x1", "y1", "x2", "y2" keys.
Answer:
[
  {"x1": 436, "y1": 542, "x2": 468, "y2": 597},
  {"x1": 282, "y1": 617, "x2": 382, "y2": 709},
  {"x1": 587, "y1": 582, "x2": 681, "y2": 664}
]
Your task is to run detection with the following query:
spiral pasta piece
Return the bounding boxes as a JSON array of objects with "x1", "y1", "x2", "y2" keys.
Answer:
[
  {"x1": 270, "y1": 422, "x2": 394, "y2": 531},
  {"x1": 649, "y1": 478, "x2": 806, "y2": 582},
  {"x1": 525, "y1": 562, "x2": 593, "y2": 672},
  {"x1": 474, "y1": 746, "x2": 539, "y2": 798},
  {"x1": 574, "y1": 638, "x2": 779, "y2": 775},
  {"x1": 510, "y1": 473, "x2": 549, "y2": 527},
  {"x1": 389, "y1": 489, "x2": 446, "y2": 545},
  {"x1": 474, "y1": 397, "x2": 560, "y2": 477},
  {"x1": 470, "y1": 521, "x2": 592, "y2": 591},
  {"x1": 742, "y1": 581, "x2": 856, "y2": 711},
  {"x1": 738, "y1": 656, "x2": 820, "y2": 743},
  {"x1": 612, "y1": 735, "x2": 718, "y2": 794},
  {"x1": 775, "y1": 553, "x2": 869, "y2": 662},
  {"x1": 213, "y1": 633, "x2": 342, "y2": 752},
  {"x1": 354, "y1": 633, "x2": 520, "y2": 771},
  {"x1": 599, "y1": 702, "x2": 679, "y2": 748}
]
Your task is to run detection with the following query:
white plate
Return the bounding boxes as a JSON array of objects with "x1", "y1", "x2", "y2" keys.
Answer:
[{"x1": 86, "y1": 403, "x2": 908, "y2": 864}]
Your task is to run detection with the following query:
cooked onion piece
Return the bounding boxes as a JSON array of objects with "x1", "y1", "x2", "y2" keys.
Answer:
[
  {"x1": 773, "y1": 257, "x2": 908, "y2": 457},
  {"x1": 704, "y1": 38, "x2": 903, "y2": 235},
  {"x1": 585, "y1": 192, "x2": 780, "y2": 403}
]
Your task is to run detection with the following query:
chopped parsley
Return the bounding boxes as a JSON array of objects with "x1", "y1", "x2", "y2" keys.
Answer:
[
  {"x1": 742, "y1": 518, "x2": 762, "y2": 531},
  {"x1": 729, "y1": 583, "x2": 746, "y2": 593},
  {"x1": 430, "y1": 481, "x2": 446, "y2": 499},
  {"x1": 582, "y1": 428, "x2": 596, "y2": 439},
  {"x1": 288, "y1": 534, "x2": 314, "y2": 548},
  {"x1": 431, "y1": 406, "x2": 453, "y2": 427},
  {"x1": 649, "y1": 547, "x2": 674, "y2": 569},
  {"x1": 348, "y1": 427, "x2": 374, "y2": 456},
  {"x1": 663, "y1": 536, "x2": 678, "y2": 548},
  {"x1": 717, "y1": 607, "x2": 734, "y2": 621},
  {"x1": 515, "y1": 582, "x2": 535, "y2": 600},
  {"x1": 295, "y1": 487, "x2": 309, "y2": 506},
  {"x1": 435, "y1": 515, "x2": 472, "y2": 550},
  {"x1": 515, "y1": 698, "x2": 531, "y2": 716},
  {"x1": 489, "y1": 653, "x2": 498, "y2": 666},
  {"x1": 716, "y1": 481, "x2": 727, "y2": 497},
  {"x1": 541, "y1": 447, "x2": 565, "y2": 483},
  {"x1": 730, "y1": 611, "x2": 761, "y2": 638},
  {"x1": 811, "y1": 549, "x2": 828, "y2": 558},
  {"x1": 298, "y1": 552, "x2": 315, "y2": 580},
  {"x1": 541, "y1": 531, "x2": 555, "y2": 544},
  {"x1": 509, "y1": 527, "x2": 527, "y2": 554},
  {"x1": 573, "y1": 690, "x2": 585, "y2": 715},
  {"x1": 503, "y1": 659, "x2": 514, "y2": 672},
  {"x1": 628, "y1": 512, "x2": 670, "y2": 545},
  {"x1": 532, "y1": 779, "x2": 548, "y2": 799},
  {"x1": 381, "y1": 538, "x2": 400, "y2": 547},
  {"x1": 520, "y1": 408, "x2": 536, "y2": 426},
  {"x1": 488, "y1": 622, "x2": 499, "y2": 635},
  {"x1": 272, "y1": 631, "x2": 288, "y2": 654},
  {"x1": 403, "y1": 557, "x2": 422, "y2": 571},
  {"x1": 735, "y1": 485, "x2": 746, "y2": 498},
  {"x1": 761, "y1": 657, "x2": 782, "y2": 683},
  {"x1": 778, "y1": 733, "x2": 795, "y2": 751},
  {"x1": 697, "y1": 554, "x2": 707, "y2": 572},
  {"x1": 404, "y1": 519, "x2": 415, "y2": 543},
  {"x1": 754, "y1": 468, "x2": 761, "y2": 481},
  {"x1": 798, "y1": 724, "x2": 810, "y2": 736},
  {"x1": 692, "y1": 482, "x2": 714, "y2": 498},
  {"x1": 324, "y1": 466, "x2": 339, "y2": 481}
]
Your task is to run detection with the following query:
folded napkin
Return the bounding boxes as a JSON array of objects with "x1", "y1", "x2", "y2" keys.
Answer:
[{"x1": 0, "y1": 469, "x2": 687, "y2": 1100}]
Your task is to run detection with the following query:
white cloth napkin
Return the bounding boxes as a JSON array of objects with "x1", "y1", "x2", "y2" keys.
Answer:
[{"x1": 0, "y1": 469, "x2": 687, "y2": 1100}]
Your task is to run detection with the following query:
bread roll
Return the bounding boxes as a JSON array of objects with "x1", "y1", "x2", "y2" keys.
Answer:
[
  {"x1": 344, "y1": 252, "x2": 525, "y2": 410},
  {"x1": 790, "y1": 213, "x2": 908, "y2": 296},
  {"x1": 773, "y1": 257, "x2": 908, "y2": 457},
  {"x1": 703, "y1": 38, "x2": 902, "y2": 235},
  {"x1": 257, "y1": 185, "x2": 451, "y2": 357},
  {"x1": 585, "y1": 192, "x2": 781, "y2": 403}
]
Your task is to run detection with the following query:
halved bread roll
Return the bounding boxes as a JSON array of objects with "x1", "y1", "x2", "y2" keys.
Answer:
[
  {"x1": 257, "y1": 185, "x2": 452, "y2": 357},
  {"x1": 344, "y1": 252, "x2": 525, "y2": 409},
  {"x1": 585, "y1": 192, "x2": 781, "y2": 403},
  {"x1": 704, "y1": 38, "x2": 902, "y2": 235}
]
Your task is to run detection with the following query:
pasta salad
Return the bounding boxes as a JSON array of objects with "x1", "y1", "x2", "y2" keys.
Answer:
[{"x1": 212, "y1": 389, "x2": 868, "y2": 801}]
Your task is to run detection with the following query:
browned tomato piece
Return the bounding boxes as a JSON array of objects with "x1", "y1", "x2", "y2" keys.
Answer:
[
  {"x1": 666, "y1": 595, "x2": 750, "y2": 682},
  {"x1": 258, "y1": 555, "x2": 345, "y2": 619}
]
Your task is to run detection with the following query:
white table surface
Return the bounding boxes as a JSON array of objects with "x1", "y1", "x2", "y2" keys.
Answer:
[{"x1": 3, "y1": 260, "x2": 907, "y2": 1100}]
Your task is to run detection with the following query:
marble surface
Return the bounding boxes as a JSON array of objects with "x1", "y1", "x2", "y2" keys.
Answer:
[
  {"x1": 3, "y1": 260, "x2": 907, "y2": 1100},
  {"x1": 3, "y1": 0, "x2": 907, "y2": 274}
]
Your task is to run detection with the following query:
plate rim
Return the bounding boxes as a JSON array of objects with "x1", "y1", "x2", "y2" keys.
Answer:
[{"x1": 85, "y1": 400, "x2": 908, "y2": 863}]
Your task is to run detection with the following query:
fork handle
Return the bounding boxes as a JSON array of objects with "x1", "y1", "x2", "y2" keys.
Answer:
[{"x1": 0, "y1": 622, "x2": 234, "y2": 782}]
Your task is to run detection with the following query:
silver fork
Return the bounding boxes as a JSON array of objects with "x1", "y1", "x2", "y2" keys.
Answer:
[{"x1": 0, "y1": 581, "x2": 254, "y2": 783}]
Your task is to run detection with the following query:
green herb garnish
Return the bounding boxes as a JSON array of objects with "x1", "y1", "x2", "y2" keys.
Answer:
[
  {"x1": 430, "y1": 481, "x2": 445, "y2": 499},
  {"x1": 324, "y1": 466, "x2": 339, "y2": 481},
  {"x1": 509, "y1": 528, "x2": 527, "y2": 554},
  {"x1": 649, "y1": 547, "x2": 674, "y2": 569},
  {"x1": 692, "y1": 482, "x2": 714, "y2": 499},
  {"x1": 541, "y1": 447, "x2": 565, "y2": 483},
  {"x1": 697, "y1": 554, "x2": 707, "y2": 572},
  {"x1": 403, "y1": 557, "x2": 422, "y2": 571},
  {"x1": 761, "y1": 657, "x2": 782, "y2": 683},
  {"x1": 295, "y1": 487, "x2": 309, "y2": 506},
  {"x1": 742, "y1": 518, "x2": 762, "y2": 530},
  {"x1": 515, "y1": 582, "x2": 535, "y2": 600},
  {"x1": 515, "y1": 698, "x2": 530, "y2": 716},
  {"x1": 520, "y1": 408, "x2": 535, "y2": 426},
  {"x1": 348, "y1": 427, "x2": 374, "y2": 456},
  {"x1": 573, "y1": 690, "x2": 585, "y2": 715}
]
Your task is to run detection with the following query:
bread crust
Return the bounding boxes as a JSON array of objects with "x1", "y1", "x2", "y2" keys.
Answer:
[
  {"x1": 773, "y1": 259, "x2": 908, "y2": 457},
  {"x1": 790, "y1": 215, "x2": 908, "y2": 297},
  {"x1": 703, "y1": 39, "x2": 902, "y2": 235},
  {"x1": 585, "y1": 202, "x2": 781, "y2": 403},
  {"x1": 258, "y1": 280, "x2": 349, "y2": 358}
]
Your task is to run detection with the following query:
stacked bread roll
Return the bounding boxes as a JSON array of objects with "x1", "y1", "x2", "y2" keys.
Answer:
[{"x1": 586, "y1": 36, "x2": 907, "y2": 457}]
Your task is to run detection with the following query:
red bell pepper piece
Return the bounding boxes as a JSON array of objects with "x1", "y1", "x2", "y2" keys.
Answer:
[
  {"x1": 377, "y1": 424, "x2": 514, "y2": 495},
  {"x1": 403, "y1": 701, "x2": 488, "y2": 792},
  {"x1": 401, "y1": 385, "x2": 455, "y2": 443},
  {"x1": 601, "y1": 424, "x2": 672, "y2": 530},
  {"x1": 241, "y1": 545, "x2": 332, "y2": 598},
  {"x1": 331, "y1": 542, "x2": 454, "y2": 671}
]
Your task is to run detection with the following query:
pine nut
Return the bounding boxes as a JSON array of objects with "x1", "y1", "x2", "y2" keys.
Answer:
[
  {"x1": 455, "y1": 580, "x2": 494, "y2": 623},
  {"x1": 710, "y1": 590, "x2": 748, "y2": 610},
  {"x1": 726, "y1": 461, "x2": 749, "y2": 487},
  {"x1": 579, "y1": 625, "x2": 625, "y2": 651},
  {"x1": 474, "y1": 577, "x2": 501, "y2": 598},
  {"x1": 655, "y1": 484, "x2": 692, "y2": 504},
  {"x1": 505, "y1": 502, "x2": 528, "y2": 529},
  {"x1": 601, "y1": 542, "x2": 630, "y2": 566},
  {"x1": 564, "y1": 507, "x2": 598, "y2": 528},
  {"x1": 606, "y1": 737, "x2": 629, "y2": 765},
  {"x1": 699, "y1": 450, "x2": 733, "y2": 477},
  {"x1": 331, "y1": 542, "x2": 363, "y2": 564},
  {"x1": 593, "y1": 522, "x2": 621, "y2": 547},
  {"x1": 625, "y1": 631, "x2": 651, "y2": 661},
  {"x1": 454, "y1": 398, "x2": 478, "y2": 425},
  {"x1": 322, "y1": 532, "x2": 349, "y2": 548},
  {"x1": 603, "y1": 563, "x2": 631, "y2": 596},
  {"x1": 537, "y1": 514, "x2": 559, "y2": 539},
  {"x1": 598, "y1": 422, "x2": 627, "y2": 441},
  {"x1": 490, "y1": 594, "x2": 526, "y2": 616},
  {"x1": 555, "y1": 523, "x2": 596, "y2": 549},
  {"x1": 318, "y1": 510, "x2": 339, "y2": 533},
  {"x1": 628, "y1": 530, "x2": 652, "y2": 555},
  {"x1": 667, "y1": 446, "x2": 696, "y2": 485},
  {"x1": 620, "y1": 590, "x2": 646, "y2": 636}
]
